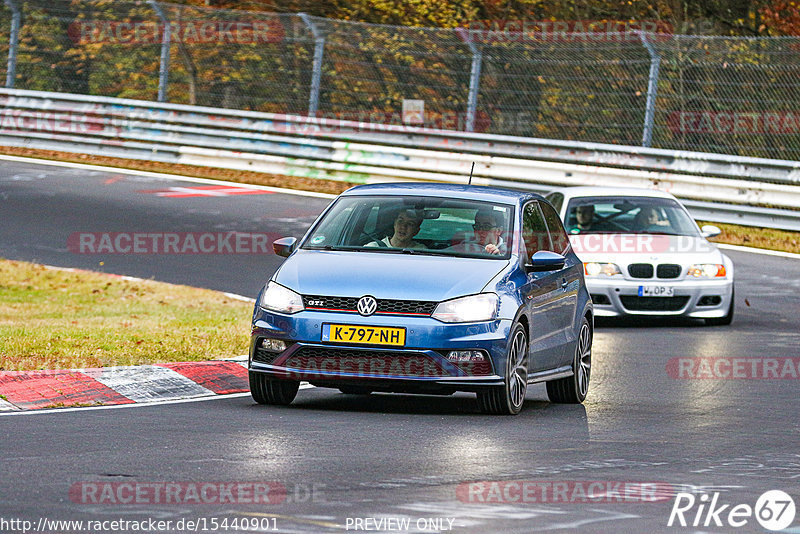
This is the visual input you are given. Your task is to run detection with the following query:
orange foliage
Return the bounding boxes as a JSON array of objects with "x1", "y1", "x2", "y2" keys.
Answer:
[{"x1": 760, "y1": 0, "x2": 800, "y2": 35}]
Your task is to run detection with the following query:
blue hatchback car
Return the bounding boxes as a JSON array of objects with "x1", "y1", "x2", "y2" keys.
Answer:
[{"x1": 249, "y1": 183, "x2": 593, "y2": 414}]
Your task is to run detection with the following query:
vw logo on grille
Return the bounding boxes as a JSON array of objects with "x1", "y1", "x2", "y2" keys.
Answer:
[{"x1": 357, "y1": 296, "x2": 378, "y2": 316}]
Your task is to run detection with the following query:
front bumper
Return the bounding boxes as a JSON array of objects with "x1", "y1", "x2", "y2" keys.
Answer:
[
  {"x1": 249, "y1": 308, "x2": 512, "y2": 391},
  {"x1": 585, "y1": 277, "x2": 733, "y2": 317}
]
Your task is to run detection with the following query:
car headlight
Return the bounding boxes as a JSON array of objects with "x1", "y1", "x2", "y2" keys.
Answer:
[
  {"x1": 583, "y1": 262, "x2": 622, "y2": 277},
  {"x1": 687, "y1": 264, "x2": 726, "y2": 278},
  {"x1": 259, "y1": 281, "x2": 304, "y2": 314},
  {"x1": 432, "y1": 293, "x2": 499, "y2": 323}
]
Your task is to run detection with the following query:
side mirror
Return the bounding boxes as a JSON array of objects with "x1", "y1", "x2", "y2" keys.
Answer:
[
  {"x1": 272, "y1": 237, "x2": 297, "y2": 258},
  {"x1": 525, "y1": 251, "x2": 566, "y2": 273},
  {"x1": 701, "y1": 225, "x2": 721, "y2": 239}
]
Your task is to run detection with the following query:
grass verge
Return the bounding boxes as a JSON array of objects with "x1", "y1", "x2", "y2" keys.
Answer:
[
  {"x1": 0, "y1": 258, "x2": 252, "y2": 371},
  {"x1": 0, "y1": 146, "x2": 356, "y2": 195},
  {"x1": 1, "y1": 146, "x2": 799, "y2": 254},
  {"x1": 700, "y1": 221, "x2": 800, "y2": 254}
]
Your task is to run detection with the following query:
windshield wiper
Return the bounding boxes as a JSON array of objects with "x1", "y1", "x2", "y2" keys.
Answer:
[
  {"x1": 638, "y1": 231, "x2": 686, "y2": 236},
  {"x1": 414, "y1": 249, "x2": 456, "y2": 257},
  {"x1": 307, "y1": 245, "x2": 501, "y2": 258},
  {"x1": 305, "y1": 245, "x2": 367, "y2": 252}
]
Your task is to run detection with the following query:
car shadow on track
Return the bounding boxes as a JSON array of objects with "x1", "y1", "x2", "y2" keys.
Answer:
[
  {"x1": 273, "y1": 389, "x2": 584, "y2": 418},
  {"x1": 297, "y1": 392, "x2": 547, "y2": 415},
  {"x1": 595, "y1": 316, "x2": 711, "y2": 329},
  {"x1": 247, "y1": 392, "x2": 591, "y2": 438}
]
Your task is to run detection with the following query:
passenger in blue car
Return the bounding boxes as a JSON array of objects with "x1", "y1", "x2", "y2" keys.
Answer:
[
  {"x1": 466, "y1": 208, "x2": 506, "y2": 255},
  {"x1": 366, "y1": 209, "x2": 426, "y2": 249}
]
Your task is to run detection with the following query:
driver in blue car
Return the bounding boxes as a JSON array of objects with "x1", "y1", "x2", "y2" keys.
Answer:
[
  {"x1": 367, "y1": 209, "x2": 426, "y2": 249},
  {"x1": 459, "y1": 208, "x2": 506, "y2": 255}
]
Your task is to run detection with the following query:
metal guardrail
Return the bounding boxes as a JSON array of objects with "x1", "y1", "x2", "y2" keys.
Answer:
[
  {"x1": 4, "y1": 1, "x2": 800, "y2": 161},
  {"x1": 1, "y1": 88, "x2": 800, "y2": 231}
]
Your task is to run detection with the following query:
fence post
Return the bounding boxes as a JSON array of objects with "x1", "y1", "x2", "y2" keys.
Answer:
[
  {"x1": 639, "y1": 32, "x2": 661, "y2": 147},
  {"x1": 149, "y1": 0, "x2": 171, "y2": 102},
  {"x1": 4, "y1": 0, "x2": 21, "y2": 88},
  {"x1": 456, "y1": 28, "x2": 483, "y2": 133},
  {"x1": 299, "y1": 13, "x2": 324, "y2": 117}
]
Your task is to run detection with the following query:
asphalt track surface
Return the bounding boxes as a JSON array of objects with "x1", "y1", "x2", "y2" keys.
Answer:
[{"x1": 1, "y1": 159, "x2": 800, "y2": 534}]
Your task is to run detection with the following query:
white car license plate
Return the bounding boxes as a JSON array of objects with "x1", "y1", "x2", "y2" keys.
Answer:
[{"x1": 638, "y1": 285, "x2": 674, "y2": 297}]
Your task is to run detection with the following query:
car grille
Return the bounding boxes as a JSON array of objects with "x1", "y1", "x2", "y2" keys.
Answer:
[
  {"x1": 252, "y1": 348, "x2": 280, "y2": 364},
  {"x1": 450, "y1": 359, "x2": 493, "y2": 376},
  {"x1": 302, "y1": 295, "x2": 437, "y2": 316},
  {"x1": 628, "y1": 263, "x2": 654, "y2": 278},
  {"x1": 619, "y1": 296, "x2": 690, "y2": 311},
  {"x1": 657, "y1": 264, "x2": 682, "y2": 279},
  {"x1": 283, "y1": 347, "x2": 448, "y2": 377}
]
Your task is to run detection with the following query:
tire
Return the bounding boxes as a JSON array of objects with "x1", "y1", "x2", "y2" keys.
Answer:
[
  {"x1": 477, "y1": 323, "x2": 528, "y2": 415},
  {"x1": 249, "y1": 371, "x2": 299, "y2": 405},
  {"x1": 338, "y1": 386, "x2": 372, "y2": 395},
  {"x1": 705, "y1": 287, "x2": 734, "y2": 326},
  {"x1": 546, "y1": 317, "x2": 591, "y2": 404}
]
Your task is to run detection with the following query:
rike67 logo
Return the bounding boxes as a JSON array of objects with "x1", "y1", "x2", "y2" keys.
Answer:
[{"x1": 668, "y1": 490, "x2": 796, "y2": 531}]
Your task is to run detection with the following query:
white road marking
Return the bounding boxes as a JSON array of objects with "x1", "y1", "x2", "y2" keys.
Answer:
[
  {"x1": 142, "y1": 185, "x2": 272, "y2": 197},
  {"x1": 0, "y1": 397, "x2": 20, "y2": 411},
  {"x1": 0, "y1": 154, "x2": 336, "y2": 199},
  {"x1": 718, "y1": 243, "x2": 800, "y2": 260},
  {"x1": 0, "y1": 392, "x2": 252, "y2": 416},
  {"x1": 224, "y1": 292, "x2": 256, "y2": 303},
  {"x1": 0, "y1": 384, "x2": 315, "y2": 417}
]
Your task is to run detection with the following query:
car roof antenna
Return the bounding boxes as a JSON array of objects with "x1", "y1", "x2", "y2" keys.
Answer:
[{"x1": 468, "y1": 161, "x2": 475, "y2": 185}]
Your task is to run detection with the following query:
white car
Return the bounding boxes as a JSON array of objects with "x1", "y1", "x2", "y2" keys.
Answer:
[{"x1": 545, "y1": 187, "x2": 734, "y2": 325}]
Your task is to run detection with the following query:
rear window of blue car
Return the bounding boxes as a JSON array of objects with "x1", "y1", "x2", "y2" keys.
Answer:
[{"x1": 302, "y1": 195, "x2": 515, "y2": 259}]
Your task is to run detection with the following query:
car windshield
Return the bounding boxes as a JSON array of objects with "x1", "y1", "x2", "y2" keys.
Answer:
[
  {"x1": 564, "y1": 196, "x2": 700, "y2": 236},
  {"x1": 302, "y1": 195, "x2": 515, "y2": 259}
]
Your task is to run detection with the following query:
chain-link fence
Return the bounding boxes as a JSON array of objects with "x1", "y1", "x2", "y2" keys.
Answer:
[{"x1": 2, "y1": 0, "x2": 800, "y2": 161}]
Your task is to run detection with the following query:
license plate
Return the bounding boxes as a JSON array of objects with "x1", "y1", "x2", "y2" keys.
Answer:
[
  {"x1": 322, "y1": 324, "x2": 406, "y2": 346},
  {"x1": 638, "y1": 286, "x2": 674, "y2": 297}
]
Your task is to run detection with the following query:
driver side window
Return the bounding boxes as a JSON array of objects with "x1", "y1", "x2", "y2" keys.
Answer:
[
  {"x1": 521, "y1": 201, "x2": 551, "y2": 260},
  {"x1": 540, "y1": 202, "x2": 570, "y2": 255}
]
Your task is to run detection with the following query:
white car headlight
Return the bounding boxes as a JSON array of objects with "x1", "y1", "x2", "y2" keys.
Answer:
[
  {"x1": 259, "y1": 281, "x2": 304, "y2": 314},
  {"x1": 687, "y1": 264, "x2": 727, "y2": 278},
  {"x1": 432, "y1": 293, "x2": 498, "y2": 323},
  {"x1": 583, "y1": 262, "x2": 622, "y2": 277}
]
